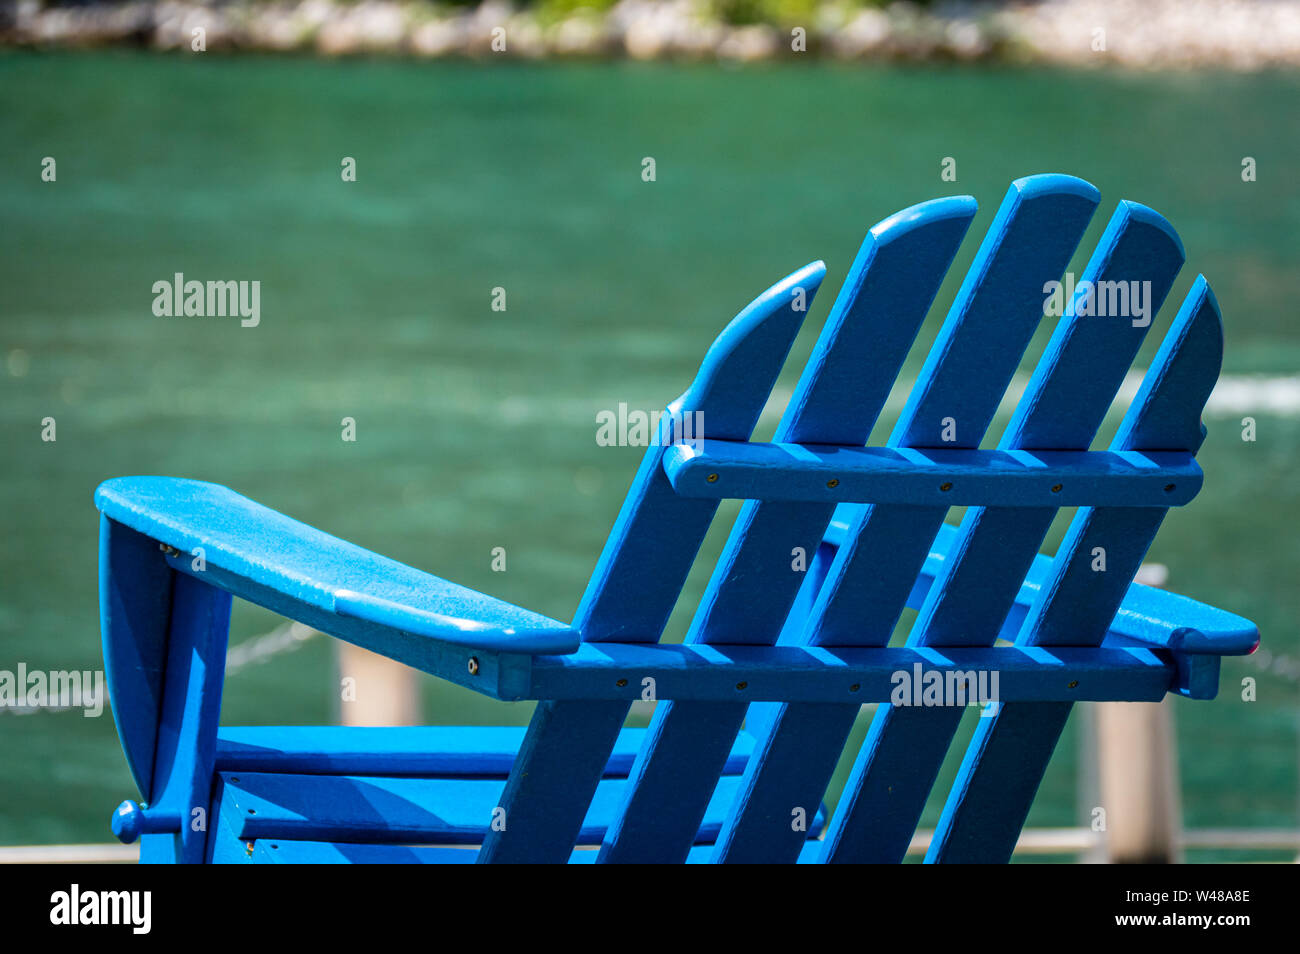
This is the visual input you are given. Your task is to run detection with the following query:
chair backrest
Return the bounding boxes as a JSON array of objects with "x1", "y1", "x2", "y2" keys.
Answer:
[{"x1": 482, "y1": 174, "x2": 1223, "y2": 863}]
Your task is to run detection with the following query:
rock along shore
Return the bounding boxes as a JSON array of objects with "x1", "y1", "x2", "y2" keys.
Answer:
[{"x1": 4, "y1": 0, "x2": 1300, "y2": 69}]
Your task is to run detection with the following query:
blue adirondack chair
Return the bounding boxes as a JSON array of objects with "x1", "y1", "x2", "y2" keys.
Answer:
[{"x1": 99, "y1": 174, "x2": 1258, "y2": 863}]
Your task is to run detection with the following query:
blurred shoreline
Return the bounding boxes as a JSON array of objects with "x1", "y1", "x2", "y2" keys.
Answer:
[{"x1": 4, "y1": 0, "x2": 1300, "y2": 69}]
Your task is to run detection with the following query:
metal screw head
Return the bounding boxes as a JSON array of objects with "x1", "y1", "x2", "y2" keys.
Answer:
[
  {"x1": 706, "y1": 473, "x2": 719, "y2": 483},
  {"x1": 826, "y1": 478, "x2": 839, "y2": 488},
  {"x1": 1067, "y1": 680, "x2": 1078, "y2": 689},
  {"x1": 1051, "y1": 483, "x2": 1063, "y2": 493},
  {"x1": 615, "y1": 678, "x2": 628, "y2": 688},
  {"x1": 939, "y1": 482, "x2": 953, "y2": 492},
  {"x1": 159, "y1": 543, "x2": 180, "y2": 557},
  {"x1": 467, "y1": 657, "x2": 480, "y2": 676}
]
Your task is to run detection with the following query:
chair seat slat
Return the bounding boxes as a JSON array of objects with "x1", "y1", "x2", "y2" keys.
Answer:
[
  {"x1": 213, "y1": 770, "x2": 825, "y2": 845},
  {"x1": 213, "y1": 725, "x2": 757, "y2": 777}
]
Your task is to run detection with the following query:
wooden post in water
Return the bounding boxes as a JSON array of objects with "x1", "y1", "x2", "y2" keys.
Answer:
[
  {"x1": 335, "y1": 642, "x2": 420, "y2": 726},
  {"x1": 1094, "y1": 562, "x2": 1183, "y2": 864},
  {"x1": 1076, "y1": 702, "x2": 1106, "y2": 863},
  {"x1": 1097, "y1": 698, "x2": 1183, "y2": 863}
]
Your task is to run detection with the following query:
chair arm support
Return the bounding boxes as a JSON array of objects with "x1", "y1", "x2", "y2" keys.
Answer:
[
  {"x1": 95, "y1": 476, "x2": 579, "y2": 656},
  {"x1": 825, "y1": 512, "x2": 1258, "y2": 656}
]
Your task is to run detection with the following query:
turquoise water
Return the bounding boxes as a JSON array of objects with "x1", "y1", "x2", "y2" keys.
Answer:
[{"x1": 1, "y1": 51, "x2": 1297, "y2": 856}]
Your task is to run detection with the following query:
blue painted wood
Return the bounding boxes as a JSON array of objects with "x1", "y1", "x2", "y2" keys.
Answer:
[
  {"x1": 483, "y1": 263, "x2": 826, "y2": 863},
  {"x1": 821, "y1": 195, "x2": 1186, "y2": 864},
  {"x1": 715, "y1": 176, "x2": 1100, "y2": 863},
  {"x1": 99, "y1": 516, "x2": 175, "y2": 799},
  {"x1": 664, "y1": 442, "x2": 1201, "y2": 507},
  {"x1": 206, "y1": 776, "x2": 253, "y2": 864},
  {"x1": 236, "y1": 836, "x2": 832, "y2": 864},
  {"x1": 95, "y1": 477, "x2": 578, "y2": 656},
  {"x1": 1003, "y1": 202, "x2": 1187, "y2": 451},
  {"x1": 711, "y1": 702, "x2": 858, "y2": 863},
  {"x1": 600, "y1": 195, "x2": 978, "y2": 863},
  {"x1": 111, "y1": 800, "x2": 181, "y2": 844},
  {"x1": 744, "y1": 174, "x2": 1097, "y2": 864},
  {"x1": 160, "y1": 551, "x2": 535, "y2": 701},
  {"x1": 694, "y1": 196, "x2": 978, "y2": 649},
  {"x1": 746, "y1": 539, "x2": 836, "y2": 744},
  {"x1": 890, "y1": 174, "x2": 1103, "y2": 449},
  {"x1": 137, "y1": 573, "x2": 232, "y2": 863},
  {"x1": 574, "y1": 261, "x2": 827, "y2": 644},
  {"x1": 476, "y1": 699, "x2": 629, "y2": 863},
  {"x1": 1173, "y1": 653, "x2": 1222, "y2": 700},
  {"x1": 238, "y1": 839, "x2": 829, "y2": 864},
  {"x1": 927, "y1": 276, "x2": 1224, "y2": 863},
  {"x1": 525, "y1": 642, "x2": 1180, "y2": 702},
  {"x1": 92, "y1": 176, "x2": 1257, "y2": 865},
  {"x1": 821, "y1": 519, "x2": 1257, "y2": 656},
  {"x1": 821, "y1": 194, "x2": 1180, "y2": 868},
  {"x1": 215, "y1": 771, "x2": 797, "y2": 844},
  {"x1": 214, "y1": 725, "x2": 756, "y2": 777},
  {"x1": 801, "y1": 176, "x2": 1099, "y2": 651}
]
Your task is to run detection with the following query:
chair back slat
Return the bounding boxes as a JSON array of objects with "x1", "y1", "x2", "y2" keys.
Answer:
[
  {"x1": 926, "y1": 277, "x2": 1222, "y2": 863},
  {"x1": 718, "y1": 175, "x2": 1101, "y2": 862},
  {"x1": 576, "y1": 260, "x2": 826, "y2": 644},
  {"x1": 821, "y1": 199, "x2": 1186, "y2": 863},
  {"x1": 698, "y1": 197, "x2": 979, "y2": 647},
  {"x1": 598, "y1": 197, "x2": 978, "y2": 863},
  {"x1": 479, "y1": 265, "x2": 823, "y2": 863}
]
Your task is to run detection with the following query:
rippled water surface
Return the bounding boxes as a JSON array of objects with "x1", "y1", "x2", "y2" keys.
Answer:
[{"x1": 1, "y1": 52, "x2": 1297, "y2": 856}]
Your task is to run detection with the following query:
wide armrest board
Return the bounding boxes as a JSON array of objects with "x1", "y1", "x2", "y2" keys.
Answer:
[
  {"x1": 95, "y1": 476, "x2": 579, "y2": 656},
  {"x1": 825, "y1": 514, "x2": 1257, "y2": 656}
]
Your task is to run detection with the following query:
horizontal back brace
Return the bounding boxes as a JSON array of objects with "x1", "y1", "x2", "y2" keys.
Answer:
[
  {"x1": 156, "y1": 548, "x2": 1224, "y2": 707},
  {"x1": 519, "y1": 642, "x2": 1217, "y2": 703},
  {"x1": 663, "y1": 440, "x2": 1201, "y2": 507}
]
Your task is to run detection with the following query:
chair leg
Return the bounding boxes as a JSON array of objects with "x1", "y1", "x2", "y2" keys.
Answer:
[{"x1": 140, "y1": 570, "x2": 232, "y2": 863}]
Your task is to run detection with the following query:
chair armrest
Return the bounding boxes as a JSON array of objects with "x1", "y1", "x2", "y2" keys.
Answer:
[
  {"x1": 824, "y1": 509, "x2": 1258, "y2": 656},
  {"x1": 95, "y1": 476, "x2": 579, "y2": 656}
]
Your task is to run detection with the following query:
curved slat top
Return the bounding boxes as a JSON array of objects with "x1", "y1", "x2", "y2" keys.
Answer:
[
  {"x1": 1116, "y1": 275, "x2": 1223, "y2": 453},
  {"x1": 802, "y1": 174, "x2": 1101, "y2": 651},
  {"x1": 688, "y1": 194, "x2": 978, "y2": 648},
  {"x1": 670, "y1": 260, "x2": 826, "y2": 434},
  {"x1": 1018, "y1": 275, "x2": 1230, "y2": 649},
  {"x1": 1003, "y1": 199, "x2": 1186, "y2": 451},
  {"x1": 781, "y1": 196, "x2": 977, "y2": 445},
  {"x1": 576, "y1": 263, "x2": 826, "y2": 642},
  {"x1": 891, "y1": 174, "x2": 1100, "y2": 448},
  {"x1": 95, "y1": 476, "x2": 579, "y2": 655},
  {"x1": 595, "y1": 194, "x2": 980, "y2": 863}
]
